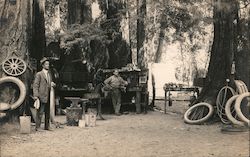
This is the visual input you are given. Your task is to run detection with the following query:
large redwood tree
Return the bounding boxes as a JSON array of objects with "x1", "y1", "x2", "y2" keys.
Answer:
[{"x1": 195, "y1": 0, "x2": 250, "y2": 105}]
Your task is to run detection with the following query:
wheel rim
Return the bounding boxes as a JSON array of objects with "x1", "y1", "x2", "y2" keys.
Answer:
[
  {"x1": 216, "y1": 86, "x2": 236, "y2": 124},
  {"x1": 2, "y1": 57, "x2": 27, "y2": 76}
]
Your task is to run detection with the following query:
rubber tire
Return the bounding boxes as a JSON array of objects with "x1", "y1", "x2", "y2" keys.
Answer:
[
  {"x1": 234, "y1": 92, "x2": 250, "y2": 125},
  {"x1": 225, "y1": 95, "x2": 245, "y2": 126},
  {"x1": 236, "y1": 80, "x2": 248, "y2": 92},
  {"x1": 184, "y1": 102, "x2": 214, "y2": 124},
  {"x1": 0, "y1": 102, "x2": 11, "y2": 111},
  {"x1": 234, "y1": 80, "x2": 248, "y2": 94},
  {"x1": 0, "y1": 76, "x2": 26, "y2": 110},
  {"x1": 216, "y1": 86, "x2": 236, "y2": 124}
]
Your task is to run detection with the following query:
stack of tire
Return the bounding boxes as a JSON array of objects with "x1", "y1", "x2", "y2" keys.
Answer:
[
  {"x1": 0, "y1": 57, "x2": 27, "y2": 116},
  {"x1": 184, "y1": 80, "x2": 249, "y2": 125},
  {"x1": 224, "y1": 81, "x2": 249, "y2": 126}
]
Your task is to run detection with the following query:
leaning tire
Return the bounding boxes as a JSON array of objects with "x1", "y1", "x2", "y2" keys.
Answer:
[
  {"x1": 184, "y1": 102, "x2": 214, "y2": 124},
  {"x1": 0, "y1": 102, "x2": 11, "y2": 111},
  {"x1": 225, "y1": 95, "x2": 245, "y2": 126},
  {"x1": 234, "y1": 92, "x2": 250, "y2": 125},
  {"x1": 234, "y1": 80, "x2": 248, "y2": 94},
  {"x1": 237, "y1": 80, "x2": 248, "y2": 92},
  {"x1": 0, "y1": 76, "x2": 26, "y2": 110}
]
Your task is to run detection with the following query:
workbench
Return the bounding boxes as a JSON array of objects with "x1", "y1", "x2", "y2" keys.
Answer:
[{"x1": 164, "y1": 86, "x2": 199, "y2": 114}]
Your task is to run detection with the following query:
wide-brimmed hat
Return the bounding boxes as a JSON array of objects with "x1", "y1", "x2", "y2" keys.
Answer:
[{"x1": 40, "y1": 57, "x2": 49, "y2": 65}]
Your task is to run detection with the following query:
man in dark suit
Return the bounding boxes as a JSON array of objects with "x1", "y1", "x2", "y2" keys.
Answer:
[{"x1": 33, "y1": 57, "x2": 56, "y2": 131}]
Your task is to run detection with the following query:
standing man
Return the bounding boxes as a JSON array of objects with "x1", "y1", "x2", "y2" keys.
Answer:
[
  {"x1": 33, "y1": 57, "x2": 55, "y2": 131},
  {"x1": 104, "y1": 70, "x2": 128, "y2": 116}
]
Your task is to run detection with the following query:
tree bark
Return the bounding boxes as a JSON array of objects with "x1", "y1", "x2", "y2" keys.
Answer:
[
  {"x1": 0, "y1": 0, "x2": 32, "y2": 64},
  {"x1": 235, "y1": 3, "x2": 250, "y2": 90},
  {"x1": 136, "y1": 0, "x2": 146, "y2": 68},
  {"x1": 0, "y1": 0, "x2": 33, "y2": 118},
  {"x1": 195, "y1": 0, "x2": 239, "y2": 105},
  {"x1": 154, "y1": 21, "x2": 165, "y2": 63},
  {"x1": 31, "y1": 0, "x2": 46, "y2": 61},
  {"x1": 67, "y1": 0, "x2": 91, "y2": 25}
]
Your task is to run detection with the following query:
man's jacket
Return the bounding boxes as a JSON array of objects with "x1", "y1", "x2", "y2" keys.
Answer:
[{"x1": 33, "y1": 71, "x2": 52, "y2": 103}]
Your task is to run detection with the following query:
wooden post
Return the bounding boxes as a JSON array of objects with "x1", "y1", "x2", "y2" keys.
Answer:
[
  {"x1": 135, "y1": 91, "x2": 141, "y2": 113},
  {"x1": 164, "y1": 90, "x2": 167, "y2": 114}
]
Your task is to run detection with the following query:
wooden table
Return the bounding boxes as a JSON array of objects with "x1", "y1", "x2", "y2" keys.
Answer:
[
  {"x1": 164, "y1": 87, "x2": 199, "y2": 114},
  {"x1": 127, "y1": 86, "x2": 144, "y2": 113}
]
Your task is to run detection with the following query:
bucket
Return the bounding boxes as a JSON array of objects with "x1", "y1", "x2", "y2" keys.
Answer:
[
  {"x1": 78, "y1": 119, "x2": 85, "y2": 128},
  {"x1": 20, "y1": 116, "x2": 31, "y2": 134},
  {"x1": 85, "y1": 113, "x2": 96, "y2": 127},
  {"x1": 89, "y1": 114, "x2": 96, "y2": 127}
]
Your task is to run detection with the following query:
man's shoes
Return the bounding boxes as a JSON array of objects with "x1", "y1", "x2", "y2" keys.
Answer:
[
  {"x1": 115, "y1": 113, "x2": 121, "y2": 116},
  {"x1": 35, "y1": 128, "x2": 45, "y2": 132},
  {"x1": 45, "y1": 127, "x2": 54, "y2": 131}
]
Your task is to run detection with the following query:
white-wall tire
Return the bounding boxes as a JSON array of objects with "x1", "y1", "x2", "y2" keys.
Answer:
[
  {"x1": 225, "y1": 95, "x2": 245, "y2": 126},
  {"x1": 184, "y1": 102, "x2": 214, "y2": 124},
  {"x1": 0, "y1": 76, "x2": 26, "y2": 110},
  {"x1": 234, "y1": 92, "x2": 250, "y2": 125},
  {"x1": 234, "y1": 80, "x2": 248, "y2": 94},
  {"x1": 0, "y1": 102, "x2": 11, "y2": 111}
]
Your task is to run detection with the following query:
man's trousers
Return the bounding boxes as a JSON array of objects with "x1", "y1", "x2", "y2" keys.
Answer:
[
  {"x1": 36, "y1": 102, "x2": 50, "y2": 130},
  {"x1": 111, "y1": 89, "x2": 121, "y2": 114}
]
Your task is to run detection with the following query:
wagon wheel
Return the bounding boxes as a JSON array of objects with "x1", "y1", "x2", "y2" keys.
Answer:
[{"x1": 2, "y1": 57, "x2": 27, "y2": 76}]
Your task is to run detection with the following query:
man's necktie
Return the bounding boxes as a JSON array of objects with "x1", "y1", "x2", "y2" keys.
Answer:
[{"x1": 47, "y1": 72, "x2": 51, "y2": 86}]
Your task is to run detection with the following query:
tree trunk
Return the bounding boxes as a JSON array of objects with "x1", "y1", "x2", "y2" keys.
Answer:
[
  {"x1": 67, "y1": 0, "x2": 91, "y2": 25},
  {"x1": 0, "y1": 0, "x2": 33, "y2": 118},
  {"x1": 235, "y1": 3, "x2": 250, "y2": 90},
  {"x1": 0, "y1": 0, "x2": 32, "y2": 64},
  {"x1": 195, "y1": 0, "x2": 239, "y2": 105},
  {"x1": 31, "y1": 0, "x2": 46, "y2": 61},
  {"x1": 136, "y1": 0, "x2": 146, "y2": 68},
  {"x1": 154, "y1": 21, "x2": 165, "y2": 63}
]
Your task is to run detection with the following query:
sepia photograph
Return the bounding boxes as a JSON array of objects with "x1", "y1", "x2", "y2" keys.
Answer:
[{"x1": 0, "y1": 0, "x2": 249, "y2": 157}]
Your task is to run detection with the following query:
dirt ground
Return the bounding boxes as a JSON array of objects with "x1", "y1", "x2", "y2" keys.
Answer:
[{"x1": 0, "y1": 101, "x2": 249, "y2": 157}]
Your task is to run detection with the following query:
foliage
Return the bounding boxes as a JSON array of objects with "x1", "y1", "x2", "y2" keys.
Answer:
[{"x1": 59, "y1": 23, "x2": 109, "y2": 54}]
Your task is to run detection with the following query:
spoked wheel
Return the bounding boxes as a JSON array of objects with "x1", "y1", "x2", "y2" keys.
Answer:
[
  {"x1": 2, "y1": 57, "x2": 27, "y2": 76},
  {"x1": 216, "y1": 86, "x2": 236, "y2": 124},
  {"x1": 184, "y1": 102, "x2": 214, "y2": 124},
  {"x1": 235, "y1": 92, "x2": 250, "y2": 125}
]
